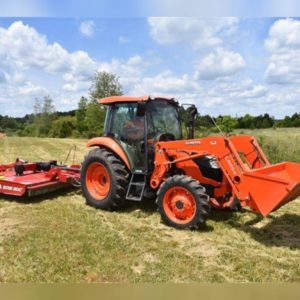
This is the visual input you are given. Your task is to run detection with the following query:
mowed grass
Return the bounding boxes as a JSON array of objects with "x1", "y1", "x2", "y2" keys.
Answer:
[{"x1": 0, "y1": 132, "x2": 300, "y2": 283}]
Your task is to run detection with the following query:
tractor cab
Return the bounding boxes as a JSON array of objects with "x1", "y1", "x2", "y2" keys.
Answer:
[{"x1": 101, "y1": 96, "x2": 183, "y2": 172}]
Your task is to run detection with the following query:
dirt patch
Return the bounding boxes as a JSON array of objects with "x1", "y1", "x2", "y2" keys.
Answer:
[
  {"x1": 143, "y1": 253, "x2": 160, "y2": 263},
  {"x1": 131, "y1": 263, "x2": 145, "y2": 275},
  {"x1": 0, "y1": 133, "x2": 6, "y2": 139}
]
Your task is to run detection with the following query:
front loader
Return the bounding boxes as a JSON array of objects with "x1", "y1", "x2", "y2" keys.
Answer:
[{"x1": 81, "y1": 96, "x2": 300, "y2": 229}]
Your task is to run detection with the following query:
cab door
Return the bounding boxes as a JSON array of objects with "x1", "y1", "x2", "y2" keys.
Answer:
[{"x1": 105, "y1": 102, "x2": 146, "y2": 171}]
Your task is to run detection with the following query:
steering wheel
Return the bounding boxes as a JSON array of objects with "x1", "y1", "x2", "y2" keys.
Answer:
[{"x1": 154, "y1": 132, "x2": 176, "y2": 142}]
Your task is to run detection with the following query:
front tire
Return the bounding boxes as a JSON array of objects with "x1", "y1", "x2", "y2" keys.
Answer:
[
  {"x1": 81, "y1": 148, "x2": 129, "y2": 210},
  {"x1": 157, "y1": 175, "x2": 210, "y2": 230}
]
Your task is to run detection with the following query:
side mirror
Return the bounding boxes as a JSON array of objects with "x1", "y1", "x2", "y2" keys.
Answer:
[
  {"x1": 136, "y1": 102, "x2": 146, "y2": 117},
  {"x1": 186, "y1": 105, "x2": 198, "y2": 117}
]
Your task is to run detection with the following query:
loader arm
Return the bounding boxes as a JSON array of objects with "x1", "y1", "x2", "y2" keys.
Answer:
[
  {"x1": 151, "y1": 147, "x2": 224, "y2": 189},
  {"x1": 151, "y1": 135, "x2": 300, "y2": 216}
]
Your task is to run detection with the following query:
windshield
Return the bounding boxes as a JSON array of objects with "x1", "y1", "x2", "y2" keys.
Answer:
[{"x1": 146, "y1": 100, "x2": 181, "y2": 139}]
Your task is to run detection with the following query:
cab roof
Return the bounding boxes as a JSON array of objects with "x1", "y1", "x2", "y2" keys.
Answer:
[{"x1": 99, "y1": 95, "x2": 175, "y2": 105}]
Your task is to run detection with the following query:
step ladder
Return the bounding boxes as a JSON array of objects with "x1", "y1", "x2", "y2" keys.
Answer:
[{"x1": 126, "y1": 172, "x2": 146, "y2": 201}]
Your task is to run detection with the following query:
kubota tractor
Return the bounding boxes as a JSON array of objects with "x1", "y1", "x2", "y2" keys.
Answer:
[{"x1": 81, "y1": 96, "x2": 300, "y2": 229}]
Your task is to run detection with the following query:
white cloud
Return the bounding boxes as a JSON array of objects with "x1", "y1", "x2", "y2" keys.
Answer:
[
  {"x1": 148, "y1": 17, "x2": 238, "y2": 49},
  {"x1": 209, "y1": 79, "x2": 267, "y2": 99},
  {"x1": 265, "y1": 18, "x2": 300, "y2": 51},
  {"x1": 0, "y1": 71, "x2": 7, "y2": 83},
  {"x1": 148, "y1": 18, "x2": 245, "y2": 82},
  {"x1": 265, "y1": 18, "x2": 300, "y2": 84},
  {"x1": 0, "y1": 21, "x2": 151, "y2": 115},
  {"x1": 16, "y1": 81, "x2": 48, "y2": 97},
  {"x1": 127, "y1": 70, "x2": 271, "y2": 116},
  {"x1": 0, "y1": 21, "x2": 98, "y2": 77},
  {"x1": 127, "y1": 55, "x2": 142, "y2": 65},
  {"x1": 0, "y1": 21, "x2": 100, "y2": 114},
  {"x1": 195, "y1": 48, "x2": 245, "y2": 80},
  {"x1": 79, "y1": 20, "x2": 95, "y2": 38},
  {"x1": 0, "y1": 21, "x2": 99, "y2": 96},
  {"x1": 118, "y1": 36, "x2": 130, "y2": 44},
  {"x1": 62, "y1": 55, "x2": 145, "y2": 93},
  {"x1": 0, "y1": 79, "x2": 50, "y2": 116},
  {"x1": 62, "y1": 81, "x2": 91, "y2": 92},
  {"x1": 129, "y1": 71, "x2": 201, "y2": 96}
]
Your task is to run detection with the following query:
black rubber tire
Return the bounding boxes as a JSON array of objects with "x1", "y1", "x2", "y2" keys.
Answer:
[
  {"x1": 157, "y1": 175, "x2": 210, "y2": 230},
  {"x1": 81, "y1": 148, "x2": 129, "y2": 210}
]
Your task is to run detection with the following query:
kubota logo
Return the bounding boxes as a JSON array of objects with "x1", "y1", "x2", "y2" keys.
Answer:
[{"x1": 185, "y1": 141, "x2": 201, "y2": 145}]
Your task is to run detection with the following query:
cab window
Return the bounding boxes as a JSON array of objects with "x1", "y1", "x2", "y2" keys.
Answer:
[{"x1": 109, "y1": 103, "x2": 145, "y2": 142}]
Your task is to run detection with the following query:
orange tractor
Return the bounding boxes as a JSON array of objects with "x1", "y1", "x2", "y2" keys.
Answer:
[{"x1": 81, "y1": 96, "x2": 300, "y2": 229}]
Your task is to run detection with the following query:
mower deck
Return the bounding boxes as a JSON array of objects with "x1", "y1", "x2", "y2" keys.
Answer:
[{"x1": 0, "y1": 160, "x2": 81, "y2": 198}]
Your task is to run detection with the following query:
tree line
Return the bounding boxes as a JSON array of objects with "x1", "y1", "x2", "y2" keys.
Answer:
[
  {"x1": 0, "y1": 71, "x2": 121, "y2": 138},
  {"x1": 195, "y1": 113, "x2": 300, "y2": 134},
  {"x1": 0, "y1": 71, "x2": 300, "y2": 137}
]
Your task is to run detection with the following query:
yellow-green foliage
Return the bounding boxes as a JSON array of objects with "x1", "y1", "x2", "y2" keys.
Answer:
[
  {"x1": 236, "y1": 128, "x2": 300, "y2": 163},
  {"x1": 50, "y1": 116, "x2": 76, "y2": 138}
]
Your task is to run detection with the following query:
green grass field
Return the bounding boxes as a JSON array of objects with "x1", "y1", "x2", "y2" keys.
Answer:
[{"x1": 0, "y1": 129, "x2": 300, "y2": 283}]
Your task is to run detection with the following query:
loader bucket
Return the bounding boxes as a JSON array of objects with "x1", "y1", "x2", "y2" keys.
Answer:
[{"x1": 242, "y1": 162, "x2": 300, "y2": 216}]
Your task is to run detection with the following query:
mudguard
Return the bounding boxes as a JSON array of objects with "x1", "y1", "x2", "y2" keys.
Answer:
[{"x1": 86, "y1": 137, "x2": 131, "y2": 170}]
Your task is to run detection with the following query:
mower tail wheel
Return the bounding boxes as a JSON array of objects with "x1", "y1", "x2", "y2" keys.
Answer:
[
  {"x1": 81, "y1": 148, "x2": 129, "y2": 210},
  {"x1": 157, "y1": 175, "x2": 210, "y2": 230}
]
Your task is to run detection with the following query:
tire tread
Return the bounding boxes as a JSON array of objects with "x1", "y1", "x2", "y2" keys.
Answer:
[{"x1": 81, "y1": 147, "x2": 129, "y2": 210}]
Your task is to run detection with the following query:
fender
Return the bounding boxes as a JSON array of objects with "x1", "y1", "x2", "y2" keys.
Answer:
[{"x1": 86, "y1": 137, "x2": 131, "y2": 170}]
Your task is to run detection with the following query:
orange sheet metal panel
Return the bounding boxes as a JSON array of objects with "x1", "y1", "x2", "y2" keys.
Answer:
[
  {"x1": 86, "y1": 136, "x2": 131, "y2": 170},
  {"x1": 99, "y1": 95, "x2": 174, "y2": 104}
]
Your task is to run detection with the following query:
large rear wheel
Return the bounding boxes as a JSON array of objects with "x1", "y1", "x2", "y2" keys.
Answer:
[
  {"x1": 157, "y1": 175, "x2": 210, "y2": 230},
  {"x1": 81, "y1": 148, "x2": 129, "y2": 210}
]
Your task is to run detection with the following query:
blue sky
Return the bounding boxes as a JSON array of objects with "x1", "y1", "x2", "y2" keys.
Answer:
[{"x1": 0, "y1": 17, "x2": 300, "y2": 117}]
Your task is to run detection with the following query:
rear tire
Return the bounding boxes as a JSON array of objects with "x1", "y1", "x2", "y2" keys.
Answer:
[
  {"x1": 157, "y1": 175, "x2": 210, "y2": 230},
  {"x1": 81, "y1": 148, "x2": 129, "y2": 210}
]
